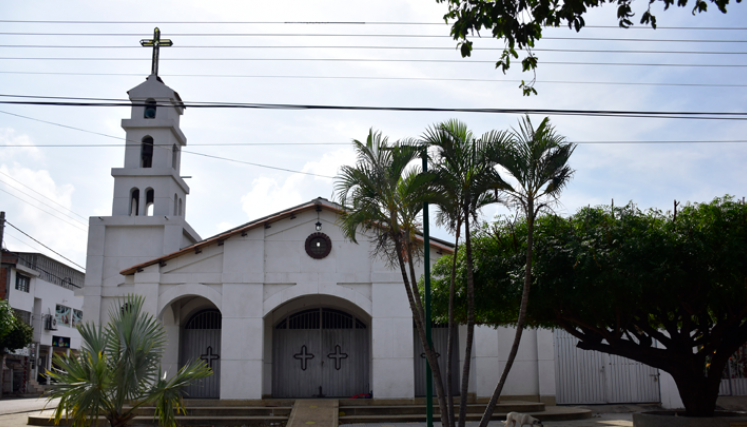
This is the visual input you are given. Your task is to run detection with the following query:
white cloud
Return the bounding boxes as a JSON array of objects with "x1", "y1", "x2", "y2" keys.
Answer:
[{"x1": 0, "y1": 128, "x2": 42, "y2": 161}]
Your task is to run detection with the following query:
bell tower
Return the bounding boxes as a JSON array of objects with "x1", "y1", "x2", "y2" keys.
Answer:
[{"x1": 82, "y1": 29, "x2": 201, "y2": 324}]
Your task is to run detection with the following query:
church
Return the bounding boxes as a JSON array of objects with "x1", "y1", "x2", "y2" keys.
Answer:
[{"x1": 80, "y1": 37, "x2": 669, "y2": 405}]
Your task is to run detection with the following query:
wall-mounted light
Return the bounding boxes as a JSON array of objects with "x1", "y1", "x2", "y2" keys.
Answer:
[{"x1": 315, "y1": 221, "x2": 323, "y2": 232}]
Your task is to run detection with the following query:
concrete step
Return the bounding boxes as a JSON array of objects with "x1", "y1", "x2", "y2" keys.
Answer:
[
  {"x1": 28, "y1": 411, "x2": 288, "y2": 427},
  {"x1": 338, "y1": 406, "x2": 592, "y2": 425},
  {"x1": 338, "y1": 402, "x2": 544, "y2": 416},
  {"x1": 130, "y1": 406, "x2": 293, "y2": 417}
]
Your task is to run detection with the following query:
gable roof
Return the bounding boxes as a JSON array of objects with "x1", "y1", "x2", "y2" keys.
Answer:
[{"x1": 120, "y1": 197, "x2": 454, "y2": 276}]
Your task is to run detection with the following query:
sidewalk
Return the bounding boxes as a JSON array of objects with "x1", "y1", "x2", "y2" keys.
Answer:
[{"x1": 0, "y1": 396, "x2": 57, "y2": 415}]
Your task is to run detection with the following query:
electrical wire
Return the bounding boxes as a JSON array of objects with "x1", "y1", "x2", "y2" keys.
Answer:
[
  {"x1": 0, "y1": 70, "x2": 745, "y2": 89},
  {"x1": 0, "y1": 45, "x2": 745, "y2": 56},
  {"x1": 0, "y1": 170, "x2": 88, "y2": 220},
  {"x1": 0, "y1": 177, "x2": 88, "y2": 226},
  {"x1": 2, "y1": 57, "x2": 747, "y2": 68},
  {"x1": 0, "y1": 186, "x2": 88, "y2": 232},
  {"x1": 5, "y1": 221, "x2": 86, "y2": 270},
  {"x1": 1, "y1": 99, "x2": 747, "y2": 121}
]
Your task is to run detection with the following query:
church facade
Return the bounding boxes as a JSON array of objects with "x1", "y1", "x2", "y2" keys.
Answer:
[{"x1": 81, "y1": 74, "x2": 560, "y2": 403}]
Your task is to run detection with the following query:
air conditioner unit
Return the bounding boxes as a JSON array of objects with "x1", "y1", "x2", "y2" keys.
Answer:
[{"x1": 45, "y1": 315, "x2": 58, "y2": 331}]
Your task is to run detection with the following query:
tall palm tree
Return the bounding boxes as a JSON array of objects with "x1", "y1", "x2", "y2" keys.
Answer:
[
  {"x1": 335, "y1": 129, "x2": 451, "y2": 426},
  {"x1": 423, "y1": 120, "x2": 510, "y2": 427},
  {"x1": 477, "y1": 116, "x2": 575, "y2": 427},
  {"x1": 47, "y1": 294, "x2": 212, "y2": 427}
]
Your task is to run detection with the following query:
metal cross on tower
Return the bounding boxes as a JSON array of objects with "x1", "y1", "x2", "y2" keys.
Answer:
[
  {"x1": 140, "y1": 27, "x2": 173, "y2": 76},
  {"x1": 200, "y1": 346, "x2": 220, "y2": 369}
]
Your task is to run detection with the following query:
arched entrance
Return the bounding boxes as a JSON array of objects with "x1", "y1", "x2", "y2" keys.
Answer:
[
  {"x1": 273, "y1": 307, "x2": 369, "y2": 398},
  {"x1": 180, "y1": 309, "x2": 222, "y2": 398}
]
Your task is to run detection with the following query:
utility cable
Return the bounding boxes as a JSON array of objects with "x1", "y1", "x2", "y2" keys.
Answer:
[
  {"x1": 0, "y1": 170, "x2": 88, "y2": 220},
  {"x1": 2, "y1": 57, "x2": 747, "y2": 68},
  {"x1": 5, "y1": 221, "x2": 86, "y2": 270},
  {"x1": 0, "y1": 186, "x2": 88, "y2": 232},
  {"x1": 0, "y1": 70, "x2": 745, "y2": 89},
  {"x1": 1, "y1": 99, "x2": 747, "y2": 121},
  {"x1": 0, "y1": 177, "x2": 88, "y2": 226}
]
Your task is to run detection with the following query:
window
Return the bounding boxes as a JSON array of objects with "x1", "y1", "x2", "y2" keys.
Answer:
[
  {"x1": 13, "y1": 309, "x2": 31, "y2": 325},
  {"x1": 172, "y1": 144, "x2": 179, "y2": 170},
  {"x1": 173, "y1": 193, "x2": 178, "y2": 215},
  {"x1": 55, "y1": 305, "x2": 72, "y2": 328},
  {"x1": 141, "y1": 136, "x2": 154, "y2": 168},
  {"x1": 144, "y1": 98, "x2": 157, "y2": 119},
  {"x1": 130, "y1": 188, "x2": 140, "y2": 216},
  {"x1": 15, "y1": 274, "x2": 30, "y2": 292},
  {"x1": 145, "y1": 188, "x2": 154, "y2": 216}
]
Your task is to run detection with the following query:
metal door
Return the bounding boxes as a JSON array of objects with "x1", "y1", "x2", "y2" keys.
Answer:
[
  {"x1": 554, "y1": 329, "x2": 659, "y2": 404},
  {"x1": 180, "y1": 310, "x2": 221, "y2": 398},
  {"x1": 273, "y1": 308, "x2": 369, "y2": 398},
  {"x1": 414, "y1": 324, "x2": 460, "y2": 396}
]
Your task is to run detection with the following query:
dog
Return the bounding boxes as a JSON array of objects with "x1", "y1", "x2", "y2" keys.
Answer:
[{"x1": 503, "y1": 412, "x2": 543, "y2": 427}]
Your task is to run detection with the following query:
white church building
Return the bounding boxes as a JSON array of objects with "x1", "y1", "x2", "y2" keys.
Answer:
[{"x1": 81, "y1": 72, "x2": 674, "y2": 405}]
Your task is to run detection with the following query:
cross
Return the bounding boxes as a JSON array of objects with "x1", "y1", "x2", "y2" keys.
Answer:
[
  {"x1": 294, "y1": 345, "x2": 315, "y2": 371},
  {"x1": 200, "y1": 346, "x2": 220, "y2": 369},
  {"x1": 327, "y1": 345, "x2": 348, "y2": 370},
  {"x1": 140, "y1": 27, "x2": 173, "y2": 76}
]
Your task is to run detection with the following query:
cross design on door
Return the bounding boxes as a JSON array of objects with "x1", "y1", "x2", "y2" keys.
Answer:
[
  {"x1": 294, "y1": 345, "x2": 315, "y2": 371},
  {"x1": 420, "y1": 352, "x2": 441, "y2": 359},
  {"x1": 327, "y1": 345, "x2": 349, "y2": 370},
  {"x1": 200, "y1": 346, "x2": 220, "y2": 369}
]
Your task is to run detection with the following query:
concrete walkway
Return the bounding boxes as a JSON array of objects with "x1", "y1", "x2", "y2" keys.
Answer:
[
  {"x1": 288, "y1": 399, "x2": 340, "y2": 427},
  {"x1": 0, "y1": 396, "x2": 57, "y2": 415},
  {"x1": 343, "y1": 413, "x2": 633, "y2": 427}
]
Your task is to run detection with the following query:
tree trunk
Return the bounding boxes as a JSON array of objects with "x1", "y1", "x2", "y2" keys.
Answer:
[
  {"x1": 672, "y1": 370, "x2": 722, "y2": 417},
  {"x1": 394, "y1": 237, "x2": 450, "y2": 427},
  {"x1": 478, "y1": 199, "x2": 535, "y2": 427},
  {"x1": 458, "y1": 205, "x2": 475, "y2": 427},
  {"x1": 446, "y1": 224, "x2": 461, "y2": 427}
]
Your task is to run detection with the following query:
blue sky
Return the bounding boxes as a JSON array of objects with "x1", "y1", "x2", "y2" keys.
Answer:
[{"x1": 0, "y1": 0, "x2": 745, "y2": 268}]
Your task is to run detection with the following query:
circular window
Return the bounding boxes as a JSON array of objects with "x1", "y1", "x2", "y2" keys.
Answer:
[{"x1": 305, "y1": 232, "x2": 332, "y2": 259}]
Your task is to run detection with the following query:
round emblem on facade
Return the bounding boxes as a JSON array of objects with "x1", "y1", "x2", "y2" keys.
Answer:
[{"x1": 305, "y1": 232, "x2": 332, "y2": 259}]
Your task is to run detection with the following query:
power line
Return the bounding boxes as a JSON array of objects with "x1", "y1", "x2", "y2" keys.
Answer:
[
  {"x1": 2, "y1": 99, "x2": 747, "y2": 120},
  {"x1": 3, "y1": 57, "x2": 746, "y2": 68},
  {"x1": 183, "y1": 151, "x2": 334, "y2": 178},
  {"x1": 0, "y1": 170, "x2": 88, "y2": 220},
  {"x1": 1, "y1": 45, "x2": 746, "y2": 56},
  {"x1": 0, "y1": 20, "x2": 746, "y2": 30},
  {"x1": 1, "y1": 70, "x2": 745, "y2": 89},
  {"x1": 0, "y1": 32, "x2": 744, "y2": 43},
  {"x1": 0, "y1": 186, "x2": 88, "y2": 232},
  {"x1": 0, "y1": 177, "x2": 88, "y2": 226},
  {"x1": 5, "y1": 221, "x2": 85, "y2": 270}
]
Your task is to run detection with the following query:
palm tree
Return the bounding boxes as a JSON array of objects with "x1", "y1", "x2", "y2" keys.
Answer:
[
  {"x1": 47, "y1": 294, "x2": 212, "y2": 427},
  {"x1": 423, "y1": 120, "x2": 510, "y2": 427},
  {"x1": 477, "y1": 115, "x2": 575, "y2": 427},
  {"x1": 335, "y1": 129, "x2": 451, "y2": 426}
]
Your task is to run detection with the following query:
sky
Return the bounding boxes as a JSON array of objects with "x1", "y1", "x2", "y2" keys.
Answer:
[{"x1": 0, "y1": 0, "x2": 745, "y2": 270}]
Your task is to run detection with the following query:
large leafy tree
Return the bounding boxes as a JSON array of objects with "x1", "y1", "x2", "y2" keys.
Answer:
[
  {"x1": 47, "y1": 294, "x2": 212, "y2": 427},
  {"x1": 477, "y1": 116, "x2": 574, "y2": 426},
  {"x1": 431, "y1": 196, "x2": 747, "y2": 417},
  {"x1": 437, "y1": 0, "x2": 742, "y2": 94},
  {"x1": 334, "y1": 130, "x2": 451, "y2": 425},
  {"x1": 422, "y1": 120, "x2": 508, "y2": 427}
]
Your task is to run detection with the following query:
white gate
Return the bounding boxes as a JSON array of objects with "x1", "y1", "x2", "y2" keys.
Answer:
[
  {"x1": 554, "y1": 329, "x2": 660, "y2": 404},
  {"x1": 720, "y1": 343, "x2": 747, "y2": 396},
  {"x1": 180, "y1": 309, "x2": 221, "y2": 398}
]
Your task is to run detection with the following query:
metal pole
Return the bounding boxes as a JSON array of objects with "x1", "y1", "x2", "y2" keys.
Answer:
[{"x1": 422, "y1": 151, "x2": 433, "y2": 427}]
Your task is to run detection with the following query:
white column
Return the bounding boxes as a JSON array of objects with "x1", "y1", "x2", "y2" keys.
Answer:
[
  {"x1": 220, "y1": 283, "x2": 264, "y2": 399},
  {"x1": 372, "y1": 282, "x2": 414, "y2": 399}
]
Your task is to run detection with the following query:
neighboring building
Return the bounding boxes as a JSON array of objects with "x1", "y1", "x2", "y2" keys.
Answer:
[{"x1": 0, "y1": 250, "x2": 84, "y2": 394}]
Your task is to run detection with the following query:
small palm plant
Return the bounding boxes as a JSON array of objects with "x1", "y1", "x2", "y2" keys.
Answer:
[{"x1": 47, "y1": 294, "x2": 212, "y2": 427}]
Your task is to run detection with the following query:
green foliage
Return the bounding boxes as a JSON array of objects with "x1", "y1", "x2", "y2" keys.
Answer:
[
  {"x1": 0, "y1": 315, "x2": 33, "y2": 353},
  {"x1": 47, "y1": 294, "x2": 212, "y2": 427},
  {"x1": 0, "y1": 300, "x2": 17, "y2": 340},
  {"x1": 437, "y1": 0, "x2": 742, "y2": 94},
  {"x1": 431, "y1": 196, "x2": 747, "y2": 416}
]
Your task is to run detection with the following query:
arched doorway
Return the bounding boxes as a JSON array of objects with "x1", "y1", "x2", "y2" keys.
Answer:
[
  {"x1": 180, "y1": 309, "x2": 222, "y2": 398},
  {"x1": 273, "y1": 307, "x2": 369, "y2": 398}
]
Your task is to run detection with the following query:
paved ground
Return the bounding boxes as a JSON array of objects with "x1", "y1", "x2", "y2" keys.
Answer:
[
  {"x1": 0, "y1": 396, "x2": 57, "y2": 415},
  {"x1": 343, "y1": 415, "x2": 633, "y2": 427}
]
